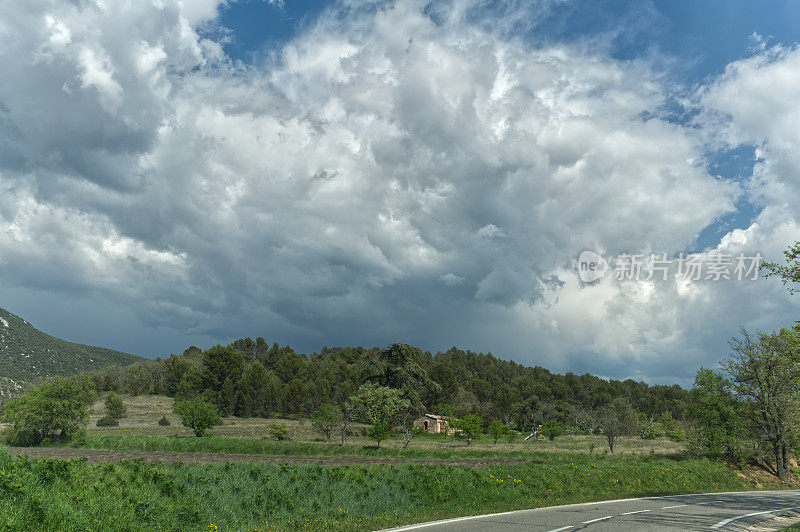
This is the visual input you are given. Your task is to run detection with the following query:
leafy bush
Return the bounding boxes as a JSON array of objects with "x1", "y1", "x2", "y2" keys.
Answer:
[
  {"x1": 96, "y1": 415, "x2": 119, "y2": 427},
  {"x1": 667, "y1": 429, "x2": 687, "y2": 442},
  {"x1": 174, "y1": 397, "x2": 221, "y2": 437},
  {"x1": 488, "y1": 419, "x2": 509, "y2": 444},
  {"x1": 1, "y1": 376, "x2": 97, "y2": 446},
  {"x1": 454, "y1": 414, "x2": 483, "y2": 446},
  {"x1": 267, "y1": 422, "x2": 290, "y2": 441},
  {"x1": 348, "y1": 383, "x2": 409, "y2": 424},
  {"x1": 310, "y1": 404, "x2": 342, "y2": 442},
  {"x1": 104, "y1": 392, "x2": 127, "y2": 421},
  {"x1": 158, "y1": 416, "x2": 171, "y2": 426},
  {"x1": 642, "y1": 422, "x2": 666, "y2": 439},
  {"x1": 69, "y1": 429, "x2": 87, "y2": 446},
  {"x1": 367, "y1": 421, "x2": 391, "y2": 448},
  {"x1": 540, "y1": 421, "x2": 564, "y2": 441}
]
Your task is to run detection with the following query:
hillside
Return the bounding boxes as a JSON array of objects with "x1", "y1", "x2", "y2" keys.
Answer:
[
  {"x1": 0, "y1": 307, "x2": 143, "y2": 389},
  {"x1": 94, "y1": 341, "x2": 693, "y2": 428}
]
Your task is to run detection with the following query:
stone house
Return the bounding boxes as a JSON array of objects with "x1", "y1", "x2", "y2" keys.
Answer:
[{"x1": 413, "y1": 413, "x2": 452, "y2": 434}]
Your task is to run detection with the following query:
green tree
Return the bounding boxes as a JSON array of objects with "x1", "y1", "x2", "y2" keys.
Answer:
[
  {"x1": 596, "y1": 397, "x2": 637, "y2": 453},
  {"x1": 236, "y1": 361, "x2": 267, "y2": 417},
  {"x1": 688, "y1": 368, "x2": 744, "y2": 461},
  {"x1": 268, "y1": 421, "x2": 290, "y2": 441},
  {"x1": 454, "y1": 414, "x2": 483, "y2": 446},
  {"x1": 230, "y1": 337, "x2": 258, "y2": 361},
  {"x1": 105, "y1": 392, "x2": 127, "y2": 421},
  {"x1": 540, "y1": 420, "x2": 564, "y2": 441},
  {"x1": 219, "y1": 377, "x2": 238, "y2": 416},
  {"x1": 348, "y1": 383, "x2": 410, "y2": 425},
  {"x1": 367, "y1": 421, "x2": 391, "y2": 448},
  {"x1": 200, "y1": 345, "x2": 245, "y2": 408},
  {"x1": 174, "y1": 397, "x2": 221, "y2": 437},
  {"x1": 2, "y1": 376, "x2": 97, "y2": 446},
  {"x1": 340, "y1": 400, "x2": 354, "y2": 446},
  {"x1": 763, "y1": 241, "x2": 800, "y2": 294},
  {"x1": 722, "y1": 328, "x2": 800, "y2": 480},
  {"x1": 163, "y1": 354, "x2": 193, "y2": 396},
  {"x1": 284, "y1": 378, "x2": 308, "y2": 415},
  {"x1": 310, "y1": 403, "x2": 343, "y2": 442},
  {"x1": 349, "y1": 383, "x2": 410, "y2": 448},
  {"x1": 488, "y1": 419, "x2": 509, "y2": 444},
  {"x1": 428, "y1": 363, "x2": 458, "y2": 404},
  {"x1": 366, "y1": 344, "x2": 440, "y2": 410}
]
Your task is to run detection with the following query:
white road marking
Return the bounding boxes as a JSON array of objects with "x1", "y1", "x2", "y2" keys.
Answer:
[
  {"x1": 582, "y1": 515, "x2": 614, "y2": 524},
  {"x1": 382, "y1": 496, "x2": 658, "y2": 530},
  {"x1": 620, "y1": 509, "x2": 651, "y2": 515},
  {"x1": 545, "y1": 527, "x2": 573, "y2": 532},
  {"x1": 710, "y1": 506, "x2": 800, "y2": 529},
  {"x1": 382, "y1": 490, "x2": 800, "y2": 531},
  {"x1": 660, "y1": 504, "x2": 688, "y2": 509},
  {"x1": 383, "y1": 512, "x2": 530, "y2": 531}
]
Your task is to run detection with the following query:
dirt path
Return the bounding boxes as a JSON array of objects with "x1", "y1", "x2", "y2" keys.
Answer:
[{"x1": 8, "y1": 447, "x2": 533, "y2": 467}]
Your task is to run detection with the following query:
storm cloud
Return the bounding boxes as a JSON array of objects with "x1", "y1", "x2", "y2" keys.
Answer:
[{"x1": 0, "y1": 0, "x2": 797, "y2": 383}]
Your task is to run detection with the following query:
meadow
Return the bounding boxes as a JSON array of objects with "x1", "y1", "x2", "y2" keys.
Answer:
[
  {"x1": 69, "y1": 395, "x2": 684, "y2": 460},
  {"x1": 0, "y1": 444, "x2": 754, "y2": 532},
  {"x1": 0, "y1": 394, "x2": 781, "y2": 531}
]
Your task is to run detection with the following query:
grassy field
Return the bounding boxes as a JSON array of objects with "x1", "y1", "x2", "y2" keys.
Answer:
[
  {"x1": 3, "y1": 394, "x2": 792, "y2": 531},
  {"x1": 77, "y1": 395, "x2": 684, "y2": 459},
  {"x1": 0, "y1": 443, "x2": 755, "y2": 531}
]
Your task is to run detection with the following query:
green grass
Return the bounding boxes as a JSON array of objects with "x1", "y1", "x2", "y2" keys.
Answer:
[
  {"x1": 1, "y1": 443, "x2": 757, "y2": 531},
  {"x1": 64, "y1": 433, "x2": 556, "y2": 461}
]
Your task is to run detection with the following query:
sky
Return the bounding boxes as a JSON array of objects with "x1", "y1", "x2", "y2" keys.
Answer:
[{"x1": 1, "y1": 0, "x2": 800, "y2": 385}]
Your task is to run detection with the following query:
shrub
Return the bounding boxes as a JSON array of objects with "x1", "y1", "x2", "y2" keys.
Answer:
[
  {"x1": 96, "y1": 415, "x2": 119, "y2": 427},
  {"x1": 488, "y1": 419, "x2": 509, "y2": 444},
  {"x1": 642, "y1": 422, "x2": 666, "y2": 439},
  {"x1": 1, "y1": 376, "x2": 97, "y2": 446},
  {"x1": 540, "y1": 420, "x2": 564, "y2": 441},
  {"x1": 69, "y1": 429, "x2": 87, "y2": 446},
  {"x1": 367, "y1": 421, "x2": 391, "y2": 448},
  {"x1": 104, "y1": 392, "x2": 127, "y2": 421},
  {"x1": 174, "y1": 397, "x2": 221, "y2": 437},
  {"x1": 667, "y1": 429, "x2": 687, "y2": 442},
  {"x1": 454, "y1": 414, "x2": 483, "y2": 446},
  {"x1": 267, "y1": 422, "x2": 290, "y2": 441},
  {"x1": 158, "y1": 416, "x2": 171, "y2": 426},
  {"x1": 310, "y1": 404, "x2": 342, "y2": 442}
]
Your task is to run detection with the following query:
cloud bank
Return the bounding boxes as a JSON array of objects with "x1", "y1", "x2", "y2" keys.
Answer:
[{"x1": 0, "y1": 0, "x2": 798, "y2": 383}]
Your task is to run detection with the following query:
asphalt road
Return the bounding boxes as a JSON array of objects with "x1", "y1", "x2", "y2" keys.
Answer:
[{"x1": 386, "y1": 490, "x2": 800, "y2": 531}]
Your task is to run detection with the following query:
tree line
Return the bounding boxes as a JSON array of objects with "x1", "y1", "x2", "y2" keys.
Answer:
[{"x1": 86, "y1": 340, "x2": 692, "y2": 433}]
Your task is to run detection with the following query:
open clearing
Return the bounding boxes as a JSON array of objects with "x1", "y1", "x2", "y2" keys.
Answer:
[
  {"x1": 82, "y1": 394, "x2": 685, "y2": 457},
  {"x1": 7, "y1": 446, "x2": 530, "y2": 466}
]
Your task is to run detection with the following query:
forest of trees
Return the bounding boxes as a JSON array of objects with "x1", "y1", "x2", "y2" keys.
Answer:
[{"x1": 88, "y1": 339, "x2": 691, "y2": 434}]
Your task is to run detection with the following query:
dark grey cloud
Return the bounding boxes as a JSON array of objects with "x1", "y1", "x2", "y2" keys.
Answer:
[{"x1": 0, "y1": 0, "x2": 797, "y2": 384}]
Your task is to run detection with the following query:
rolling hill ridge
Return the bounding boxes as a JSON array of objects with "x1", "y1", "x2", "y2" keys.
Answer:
[{"x1": 0, "y1": 307, "x2": 143, "y2": 389}]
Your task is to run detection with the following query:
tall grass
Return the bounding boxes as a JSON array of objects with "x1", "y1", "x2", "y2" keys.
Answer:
[
  {"x1": 70, "y1": 434, "x2": 549, "y2": 460},
  {"x1": 1, "y1": 443, "x2": 755, "y2": 531}
]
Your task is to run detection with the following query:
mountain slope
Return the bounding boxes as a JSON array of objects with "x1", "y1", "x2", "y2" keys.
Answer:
[{"x1": 0, "y1": 307, "x2": 143, "y2": 384}]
